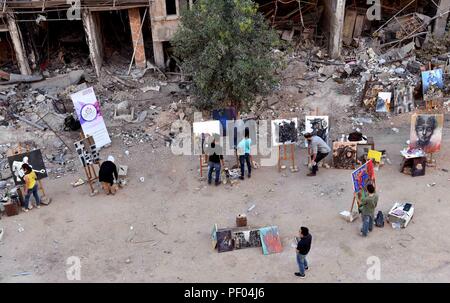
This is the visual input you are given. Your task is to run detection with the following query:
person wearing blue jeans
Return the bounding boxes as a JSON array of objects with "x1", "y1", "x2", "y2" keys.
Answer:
[
  {"x1": 206, "y1": 140, "x2": 224, "y2": 186},
  {"x1": 238, "y1": 127, "x2": 252, "y2": 180},
  {"x1": 21, "y1": 163, "x2": 41, "y2": 212},
  {"x1": 295, "y1": 226, "x2": 312, "y2": 278},
  {"x1": 358, "y1": 184, "x2": 378, "y2": 237}
]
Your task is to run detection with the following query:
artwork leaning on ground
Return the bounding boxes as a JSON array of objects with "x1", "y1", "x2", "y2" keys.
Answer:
[
  {"x1": 305, "y1": 116, "x2": 329, "y2": 142},
  {"x1": 351, "y1": 160, "x2": 375, "y2": 197},
  {"x1": 410, "y1": 114, "x2": 444, "y2": 154},
  {"x1": 376, "y1": 92, "x2": 392, "y2": 112},
  {"x1": 259, "y1": 226, "x2": 283, "y2": 255},
  {"x1": 393, "y1": 83, "x2": 414, "y2": 114},
  {"x1": 216, "y1": 229, "x2": 234, "y2": 253},
  {"x1": 74, "y1": 137, "x2": 100, "y2": 168},
  {"x1": 332, "y1": 142, "x2": 357, "y2": 169},
  {"x1": 233, "y1": 229, "x2": 262, "y2": 249},
  {"x1": 7, "y1": 149, "x2": 48, "y2": 186},
  {"x1": 421, "y1": 68, "x2": 444, "y2": 101},
  {"x1": 271, "y1": 118, "x2": 298, "y2": 146}
]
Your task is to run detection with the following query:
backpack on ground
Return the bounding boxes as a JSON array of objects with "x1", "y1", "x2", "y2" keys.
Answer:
[
  {"x1": 64, "y1": 114, "x2": 81, "y2": 131},
  {"x1": 375, "y1": 211, "x2": 384, "y2": 227}
]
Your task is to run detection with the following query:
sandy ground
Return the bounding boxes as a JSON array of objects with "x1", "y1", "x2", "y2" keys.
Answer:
[{"x1": 1, "y1": 114, "x2": 450, "y2": 283}]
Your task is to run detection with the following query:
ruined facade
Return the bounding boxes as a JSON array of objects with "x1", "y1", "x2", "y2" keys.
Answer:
[{"x1": 0, "y1": 0, "x2": 449, "y2": 77}]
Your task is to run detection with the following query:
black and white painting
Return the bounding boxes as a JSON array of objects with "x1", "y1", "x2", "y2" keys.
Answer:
[
  {"x1": 305, "y1": 116, "x2": 329, "y2": 142},
  {"x1": 7, "y1": 149, "x2": 48, "y2": 186},
  {"x1": 74, "y1": 137, "x2": 100, "y2": 167},
  {"x1": 233, "y1": 229, "x2": 262, "y2": 249},
  {"x1": 271, "y1": 118, "x2": 298, "y2": 146},
  {"x1": 394, "y1": 84, "x2": 414, "y2": 114}
]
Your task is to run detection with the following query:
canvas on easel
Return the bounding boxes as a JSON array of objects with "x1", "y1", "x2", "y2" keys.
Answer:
[
  {"x1": 193, "y1": 120, "x2": 221, "y2": 177},
  {"x1": 410, "y1": 113, "x2": 444, "y2": 154},
  {"x1": 74, "y1": 135, "x2": 100, "y2": 194},
  {"x1": 271, "y1": 119, "x2": 298, "y2": 172}
]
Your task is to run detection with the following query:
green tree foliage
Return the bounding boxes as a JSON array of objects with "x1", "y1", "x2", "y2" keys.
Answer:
[{"x1": 172, "y1": 0, "x2": 281, "y2": 110}]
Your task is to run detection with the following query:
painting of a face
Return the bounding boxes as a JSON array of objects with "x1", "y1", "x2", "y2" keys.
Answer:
[
  {"x1": 410, "y1": 114, "x2": 444, "y2": 153},
  {"x1": 415, "y1": 116, "x2": 436, "y2": 147}
]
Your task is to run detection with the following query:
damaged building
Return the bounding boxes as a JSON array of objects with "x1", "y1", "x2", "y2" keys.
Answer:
[
  {"x1": 0, "y1": 0, "x2": 449, "y2": 78},
  {"x1": 0, "y1": 0, "x2": 192, "y2": 76}
]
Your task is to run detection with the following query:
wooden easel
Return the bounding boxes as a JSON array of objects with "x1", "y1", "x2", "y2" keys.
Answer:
[
  {"x1": 199, "y1": 154, "x2": 208, "y2": 177},
  {"x1": 78, "y1": 133, "x2": 100, "y2": 195},
  {"x1": 350, "y1": 179, "x2": 377, "y2": 217},
  {"x1": 278, "y1": 144, "x2": 295, "y2": 172}
]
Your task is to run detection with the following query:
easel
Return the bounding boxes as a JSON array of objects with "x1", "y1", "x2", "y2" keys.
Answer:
[
  {"x1": 7, "y1": 143, "x2": 48, "y2": 208},
  {"x1": 78, "y1": 133, "x2": 100, "y2": 195},
  {"x1": 278, "y1": 144, "x2": 295, "y2": 172}
]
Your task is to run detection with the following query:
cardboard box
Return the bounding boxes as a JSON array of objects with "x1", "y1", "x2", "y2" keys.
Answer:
[{"x1": 387, "y1": 202, "x2": 414, "y2": 228}]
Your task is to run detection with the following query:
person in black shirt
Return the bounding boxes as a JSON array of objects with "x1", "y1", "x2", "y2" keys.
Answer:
[
  {"x1": 99, "y1": 155, "x2": 118, "y2": 195},
  {"x1": 295, "y1": 226, "x2": 312, "y2": 278},
  {"x1": 206, "y1": 139, "x2": 224, "y2": 186}
]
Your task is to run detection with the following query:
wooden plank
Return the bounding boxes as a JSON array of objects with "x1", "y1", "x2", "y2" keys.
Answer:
[
  {"x1": 353, "y1": 14, "x2": 365, "y2": 38},
  {"x1": 343, "y1": 9, "x2": 357, "y2": 46}
]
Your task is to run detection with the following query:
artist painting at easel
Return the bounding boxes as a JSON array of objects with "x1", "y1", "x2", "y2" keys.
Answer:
[{"x1": 99, "y1": 155, "x2": 118, "y2": 195}]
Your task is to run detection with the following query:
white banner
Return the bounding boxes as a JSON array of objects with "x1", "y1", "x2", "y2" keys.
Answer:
[{"x1": 71, "y1": 87, "x2": 111, "y2": 149}]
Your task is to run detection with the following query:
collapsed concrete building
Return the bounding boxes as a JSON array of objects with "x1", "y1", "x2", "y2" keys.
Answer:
[{"x1": 0, "y1": 0, "x2": 449, "y2": 77}]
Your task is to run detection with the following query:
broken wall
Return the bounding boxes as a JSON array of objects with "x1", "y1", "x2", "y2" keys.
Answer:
[
  {"x1": 150, "y1": 0, "x2": 188, "y2": 67},
  {"x1": 323, "y1": 0, "x2": 346, "y2": 58}
]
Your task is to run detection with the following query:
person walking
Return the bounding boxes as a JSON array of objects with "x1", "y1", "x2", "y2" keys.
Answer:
[
  {"x1": 22, "y1": 163, "x2": 41, "y2": 212},
  {"x1": 304, "y1": 133, "x2": 331, "y2": 177},
  {"x1": 295, "y1": 226, "x2": 312, "y2": 279},
  {"x1": 237, "y1": 127, "x2": 252, "y2": 180},
  {"x1": 99, "y1": 155, "x2": 118, "y2": 195},
  {"x1": 358, "y1": 184, "x2": 378, "y2": 237}
]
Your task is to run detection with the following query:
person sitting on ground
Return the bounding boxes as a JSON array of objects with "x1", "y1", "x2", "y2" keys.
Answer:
[
  {"x1": 206, "y1": 138, "x2": 224, "y2": 186},
  {"x1": 304, "y1": 132, "x2": 331, "y2": 177},
  {"x1": 99, "y1": 155, "x2": 118, "y2": 195},
  {"x1": 358, "y1": 184, "x2": 378, "y2": 237},
  {"x1": 22, "y1": 163, "x2": 41, "y2": 212},
  {"x1": 237, "y1": 127, "x2": 252, "y2": 180},
  {"x1": 295, "y1": 226, "x2": 312, "y2": 279}
]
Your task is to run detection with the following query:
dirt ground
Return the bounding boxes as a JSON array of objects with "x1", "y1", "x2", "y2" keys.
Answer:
[{"x1": 1, "y1": 112, "x2": 450, "y2": 283}]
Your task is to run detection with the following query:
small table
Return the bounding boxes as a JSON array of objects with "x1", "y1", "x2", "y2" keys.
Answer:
[{"x1": 400, "y1": 149, "x2": 426, "y2": 177}]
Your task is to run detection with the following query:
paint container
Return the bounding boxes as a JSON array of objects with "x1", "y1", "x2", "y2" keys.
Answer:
[{"x1": 236, "y1": 214, "x2": 247, "y2": 227}]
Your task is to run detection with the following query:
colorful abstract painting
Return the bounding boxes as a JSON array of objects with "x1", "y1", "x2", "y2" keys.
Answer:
[
  {"x1": 259, "y1": 226, "x2": 283, "y2": 255},
  {"x1": 333, "y1": 142, "x2": 357, "y2": 169},
  {"x1": 352, "y1": 160, "x2": 375, "y2": 194},
  {"x1": 216, "y1": 229, "x2": 234, "y2": 253},
  {"x1": 410, "y1": 114, "x2": 444, "y2": 154}
]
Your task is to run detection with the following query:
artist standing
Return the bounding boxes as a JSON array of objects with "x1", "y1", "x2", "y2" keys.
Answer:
[
  {"x1": 304, "y1": 133, "x2": 330, "y2": 177},
  {"x1": 207, "y1": 139, "x2": 224, "y2": 186},
  {"x1": 22, "y1": 163, "x2": 41, "y2": 212},
  {"x1": 295, "y1": 227, "x2": 312, "y2": 279},
  {"x1": 237, "y1": 127, "x2": 252, "y2": 180},
  {"x1": 358, "y1": 184, "x2": 378, "y2": 237},
  {"x1": 99, "y1": 155, "x2": 118, "y2": 195}
]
